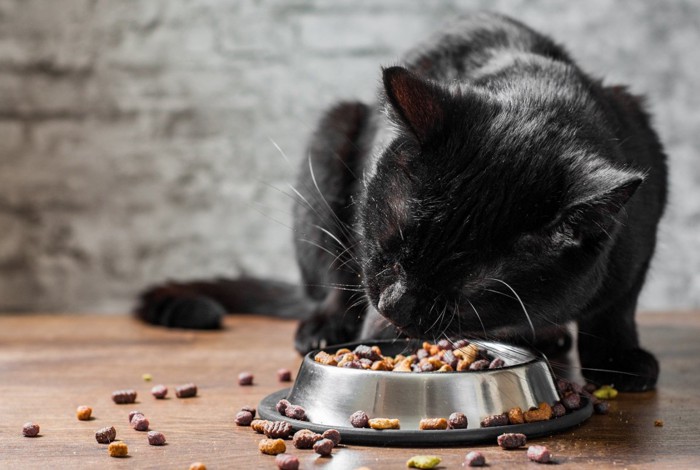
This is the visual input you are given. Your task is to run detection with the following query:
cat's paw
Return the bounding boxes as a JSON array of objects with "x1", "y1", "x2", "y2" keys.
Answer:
[
  {"x1": 294, "y1": 312, "x2": 357, "y2": 355},
  {"x1": 136, "y1": 286, "x2": 224, "y2": 329},
  {"x1": 580, "y1": 346, "x2": 659, "y2": 392}
]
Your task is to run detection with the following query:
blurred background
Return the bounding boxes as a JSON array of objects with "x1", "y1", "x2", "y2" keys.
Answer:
[{"x1": 0, "y1": 0, "x2": 698, "y2": 314}]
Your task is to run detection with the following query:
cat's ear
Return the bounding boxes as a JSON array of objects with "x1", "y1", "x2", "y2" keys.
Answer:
[
  {"x1": 554, "y1": 168, "x2": 645, "y2": 246},
  {"x1": 382, "y1": 66, "x2": 447, "y2": 145}
]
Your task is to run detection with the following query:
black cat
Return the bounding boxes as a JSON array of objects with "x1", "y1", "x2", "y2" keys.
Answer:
[{"x1": 136, "y1": 12, "x2": 667, "y2": 392}]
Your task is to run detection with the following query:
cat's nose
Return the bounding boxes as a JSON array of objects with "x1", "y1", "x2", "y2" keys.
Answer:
[{"x1": 378, "y1": 281, "x2": 416, "y2": 326}]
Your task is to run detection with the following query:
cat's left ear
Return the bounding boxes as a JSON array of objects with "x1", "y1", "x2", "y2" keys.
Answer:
[{"x1": 382, "y1": 66, "x2": 448, "y2": 145}]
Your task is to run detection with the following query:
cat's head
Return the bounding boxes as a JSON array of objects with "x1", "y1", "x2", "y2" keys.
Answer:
[{"x1": 360, "y1": 66, "x2": 644, "y2": 340}]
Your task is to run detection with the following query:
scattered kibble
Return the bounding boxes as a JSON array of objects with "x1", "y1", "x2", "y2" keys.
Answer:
[
  {"x1": 235, "y1": 410, "x2": 254, "y2": 426},
  {"x1": 264, "y1": 421, "x2": 293, "y2": 439},
  {"x1": 128, "y1": 410, "x2": 143, "y2": 423},
  {"x1": 22, "y1": 422, "x2": 40, "y2": 437},
  {"x1": 480, "y1": 414, "x2": 508, "y2": 428},
  {"x1": 284, "y1": 404, "x2": 308, "y2": 421},
  {"x1": 350, "y1": 410, "x2": 370, "y2": 428},
  {"x1": 277, "y1": 368, "x2": 292, "y2": 382},
  {"x1": 524, "y1": 402, "x2": 553, "y2": 423},
  {"x1": 259, "y1": 438, "x2": 286, "y2": 455},
  {"x1": 76, "y1": 405, "x2": 92, "y2": 421},
  {"x1": 142, "y1": 373, "x2": 153, "y2": 382},
  {"x1": 95, "y1": 426, "x2": 116, "y2": 444},
  {"x1": 292, "y1": 429, "x2": 322, "y2": 449},
  {"x1": 368, "y1": 418, "x2": 400, "y2": 430},
  {"x1": 241, "y1": 405, "x2": 256, "y2": 416},
  {"x1": 108, "y1": 441, "x2": 129, "y2": 458},
  {"x1": 147, "y1": 430, "x2": 166, "y2": 446},
  {"x1": 313, "y1": 438, "x2": 334, "y2": 456},
  {"x1": 654, "y1": 419, "x2": 664, "y2": 427},
  {"x1": 276, "y1": 399, "x2": 290, "y2": 415},
  {"x1": 594, "y1": 401, "x2": 610, "y2": 415},
  {"x1": 275, "y1": 453, "x2": 300, "y2": 470},
  {"x1": 189, "y1": 463, "x2": 207, "y2": 470},
  {"x1": 419, "y1": 418, "x2": 448, "y2": 430},
  {"x1": 593, "y1": 385, "x2": 618, "y2": 400},
  {"x1": 251, "y1": 419, "x2": 270, "y2": 434},
  {"x1": 561, "y1": 392, "x2": 582, "y2": 411},
  {"x1": 464, "y1": 451, "x2": 486, "y2": 467},
  {"x1": 131, "y1": 414, "x2": 150, "y2": 431},
  {"x1": 406, "y1": 455, "x2": 442, "y2": 469},
  {"x1": 527, "y1": 445, "x2": 552, "y2": 463},
  {"x1": 151, "y1": 384, "x2": 168, "y2": 399},
  {"x1": 176, "y1": 383, "x2": 197, "y2": 398},
  {"x1": 448, "y1": 412, "x2": 468, "y2": 429},
  {"x1": 497, "y1": 432, "x2": 527, "y2": 449},
  {"x1": 551, "y1": 402, "x2": 566, "y2": 418},
  {"x1": 112, "y1": 389, "x2": 137, "y2": 404},
  {"x1": 322, "y1": 428, "x2": 341, "y2": 446},
  {"x1": 238, "y1": 372, "x2": 254, "y2": 386}
]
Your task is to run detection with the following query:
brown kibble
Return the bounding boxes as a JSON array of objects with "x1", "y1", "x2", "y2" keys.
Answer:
[
  {"x1": 350, "y1": 410, "x2": 370, "y2": 428},
  {"x1": 284, "y1": 404, "x2": 307, "y2": 421},
  {"x1": 368, "y1": 418, "x2": 400, "y2": 430},
  {"x1": 151, "y1": 384, "x2": 168, "y2": 399},
  {"x1": 95, "y1": 426, "x2": 116, "y2": 444},
  {"x1": 251, "y1": 419, "x2": 270, "y2": 434},
  {"x1": 276, "y1": 399, "x2": 290, "y2": 415},
  {"x1": 147, "y1": 430, "x2": 166, "y2": 446},
  {"x1": 189, "y1": 463, "x2": 207, "y2": 470},
  {"x1": 370, "y1": 360, "x2": 389, "y2": 371},
  {"x1": 22, "y1": 422, "x2": 40, "y2": 437},
  {"x1": 112, "y1": 389, "x2": 137, "y2": 404},
  {"x1": 238, "y1": 371, "x2": 254, "y2": 386},
  {"x1": 448, "y1": 412, "x2": 468, "y2": 429},
  {"x1": 524, "y1": 402, "x2": 553, "y2": 423},
  {"x1": 480, "y1": 414, "x2": 509, "y2": 428},
  {"x1": 292, "y1": 429, "x2": 322, "y2": 449},
  {"x1": 393, "y1": 358, "x2": 414, "y2": 372},
  {"x1": 464, "y1": 451, "x2": 486, "y2": 467},
  {"x1": 131, "y1": 414, "x2": 150, "y2": 431},
  {"x1": 259, "y1": 438, "x2": 286, "y2": 455},
  {"x1": 654, "y1": 419, "x2": 664, "y2": 427},
  {"x1": 76, "y1": 405, "x2": 92, "y2": 421},
  {"x1": 176, "y1": 383, "x2": 198, "y2": 398},
  {"x1": 277, "y1": 368, "x2": 292, "y2": 382},
  {"x1": 322, "y1": 428, "x2": 341, "y2": 446},
  {"x1": 264, "y1": 420, "x2": 293, "y2": 439},
  {"x1": 313, "y1": 438, "x2": 334, "y2": 456},
  {"x1": 497, "y1": 432, "x2": 527, "y2": 449},
  {"x1": 314, "y1": 351, "x2": 338, "y2": 366},
  {"x1": 107, "y1": 441, "x2": 128, "y2": 458},
  {"x1": 551, "y1": 402, "x2": 567, "y2": 418},
  {"x1": 507, "y1": 407, "x2": 525, "y2": 424},
  {"x1": 275, "y1": 453, "x2": 300, "y2": 470},
  {"x1": 235, "y1": 410, "x2": 254, "y2": 426},
  {"x1": 419, "y1": 418, "x2": 449, "y2": 430}
]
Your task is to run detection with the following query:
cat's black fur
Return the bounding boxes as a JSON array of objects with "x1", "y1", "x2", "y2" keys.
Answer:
[{"x1": 136, "y1": 13, "x2": 667, "y2": 392}]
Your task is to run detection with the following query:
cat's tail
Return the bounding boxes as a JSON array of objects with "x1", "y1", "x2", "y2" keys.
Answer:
[{"x1": 134, "y1": 278, "x2": 317, "y2": 329}]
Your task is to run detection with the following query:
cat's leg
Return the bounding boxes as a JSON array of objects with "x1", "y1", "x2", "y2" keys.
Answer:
[
  {"x1": 292, "y1": 101, "x2": 376, "y2": 353},
  {"x1": 577, "y1": 266, "x2": 658, "y2": 392}
]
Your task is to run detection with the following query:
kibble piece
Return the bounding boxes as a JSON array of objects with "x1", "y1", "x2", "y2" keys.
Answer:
[
  {"x1": 275, "y1": 453, "x2": 300, "y2": 470},
  {"x1": 276, "y1": 399, "x2": 290, "y2": 415},
  {"x1": 128, "y1": 410, "x2": 143, "y2": 423},
  {"x1": 108, "y1": 441, "x2": 129, "y2": 458},
  {"x1": 74, "y1": 405, "x2": 92, "y2": 421},
  {"x1": 527, "y1": 445, "x2": 552, "y2": 463},
  {"x1": 112, "y1": 389, "x2": 137, "y2": 404},
  {"x1": 131, "y1": 414, "x2": 150, "y2": 431},
  {"x1": 151, "y1": 384, "x2": 168, "y2": 399},
  {"x1": 238, "y1": 371, "x2": 254, "y2": 386},
  {"x1": 189, "y1": 463, "x2": 207, "y2": 470},
  {"x1": 314, "y1": 351, "x2": 338, "y2": 366},
  {"x1": 497, "y1": 432, "x2": 527, "y2": 449},
  {"x1": 489, "y1": 358, "x2": 505, "y2": 369},
  {"x1": 551, "y1": 402, "x2": 567, "y2": 418},
  {"x1": 322, "y1": 429, "x2": 341, "y2": 446},
  {"x1": 561, "y1": 392, "x2": 582, "y2": 410},
  {"x1": 593, "y1": 384, "x2": 618, "y2": 400},
  {"x1": 251, "y1": 419, "x2": 270, "y2": 434},
  {"x1": 507, "y1": 407, "x2": 525, "y2": 425},
  {"x1": 241, "y1": 405, "x2": 256, "y2": 416},
  {"x1": 176, "y1": 383, "x2": 198, "y2": 398},
  {"x1": 142, "y1": 373, "x2": 153, "y2": 382},
  {"x1": 654, "y1": 419, "x2": 664, "y2": 427},
  {"x1": 448, "y1": 412, "x2": 468, "y2": 429},
  {"x1": 524, "y1": 402, "x2": 553, "y2": 423},
  {"x1": 147, "y1": 430, "x2": 166, "y2": 446},
  {"x1": 419, "y1": 418, "x2": 448, "y2": 430},
  {"x1": 406, "y1": 455, "x2": 442, "y2": 469},
  {"x1": 313, "y1": 438, "x2": 334, "y2": 456},
  {"x1": 284, "y1": 404, "x2": 307, "y2": 421},
  {"x1": 264, "y1": 420, "x2": 293, "y2": 439},
  {"x1": 259, "y1": 438, "x2": 286, "y2": 455},
  {"x1": 22, "y1": 422, "x2": 40, "y2": 437},
  {"x1": 95, "y1": 426, "x2": 116, "y2": 444},
  {"x1": 480, "y1": 414, "x2": 508, "y2": 428},
  {"x1": 464, "y1": 451, "x2": 486, "y2": 467},
  {"x1": 292, "y1": 429, "x2": 322, "y2": 449},
  {"x1": 235, "y1": 410, "x2": 254, "y2": 426},
  {"x1": 469, "y1": 359, "x2": 490, "y2": 371},
  {"x1": 594, "y1": 401, "x2": 610, "y2": 415},
  {"x1": 350, "y1": 410, "x2": 370, "y2": 428},
  {"x1": 277, "y1": 368, "x2": 292, "y2": 382},
  {"x1": 368, "y1": 418, "x2": 400, "y2": 430}
]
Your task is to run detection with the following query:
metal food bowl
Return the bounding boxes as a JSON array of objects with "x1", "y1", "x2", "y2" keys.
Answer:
[{"x1": 258, "y1": 339, "x2": 591, "y2": 446}]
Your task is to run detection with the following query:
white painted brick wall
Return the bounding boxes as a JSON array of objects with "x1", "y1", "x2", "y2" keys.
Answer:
[{"x1": 0, "y1": 0, "x2": 698, "y2": 313}]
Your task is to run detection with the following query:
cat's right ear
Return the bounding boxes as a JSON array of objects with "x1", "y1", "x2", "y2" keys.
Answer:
[{"x1": 382, "y1": 66, "x2": 447, "y2": 145}]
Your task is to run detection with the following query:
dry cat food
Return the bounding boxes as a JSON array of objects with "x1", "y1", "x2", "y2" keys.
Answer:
[
  {"x1": 22, "y1": 422, "x2": 40, "y2": 437},
  {"x1": 151, "y1": 384, "x2": 168, "y2": 399},
  {"x1": 527, "y1": 445, "x2": 552, "y2": 463},
  {"x1": 112, "y1": 389, "x2": 137, "y2": 404},
  {"x1": 76, "y1": 405, "x2": 92, "y2": 421},
  {"x1": 95, "y1": 426, "x2": 116, "y2": 444},
  {"x1": 368, "y1": 418, "x2": 401, "y2": 430},
  {"x1": 654, "y1": 419, "x2": 664, "y2": 427},
  {"x1": 175, "y1": 383, "x2": 198, "y2": 398},
  {"x1": 235, "y1": 410, "x2": 254, "y2": 426},
  {"x1": 259, "y1": 438, "x2": 286, "y2": 455},
  {"x1": 497, "y1": 432, "x2": 527, "y2": 449},
  {"x1": 593, "y1": 385, "x2": 618, "y2": 400},
  {"x1": 264, "y1": 420, "x2": 293, "y2": 439},
  {"x1": 130, "y1": 413, "x2": 150, "y2": 431},
  {"x1": 275, "y1": 399, "x2": 308, "y2": 421},
  {"x1": 322, "y1": 428, "x2": 341, "y2": 446},
  {"x1": 147, "y1": 430, "x2": 166, "y2": 446},
  {"x1": 314, "y1": 340, "x2": 506, "y2": 373},
  {"x1": 464, "y1": 451, "x2": 486, "y2": 467},
  {"x1": 480, "y1": 413, "x2": 509, "y2": 428},
  {"x1": 251, "y1": 419, "x2": 270, "y2": 434},
  {"x1": 107, "y1": 441, "x2": 129, "y2": 458},
  {"x1": 277, "y1": 368, "x2": 292, "y2": 382},
  {"x1": 419, "y1": 418, "x2": 449, "y2": 430},
  {"x1": 406, "y1": 455, "x2": 442, "y2": 469},
  {"x1": 292, "y1": 429, "x2": 323, "y2": 449},
  {"x1": 238, "y1": 371, "x2": 254, "y2": 386},
  {"x1": 275, "y1": 453, "x2": 300, "y2": 470},
  {"x1": 313, "y1": 438, "x2": 334, "y2": 456},
  {"x1": 594, "y1": 401, "x2": 610, "y2": 415},
  {"x1": 350, "y1": 410, "x2": 370, "y2": 428},
  {"x1": 448, "y1": 412, "x2": 468, "y2": 429},
  {"x1": 142, "y1": 373, "x2": 153, "y2": 382},
  {"x1": 189, "y1": 462, "x2": 207, "y2": 470},
  {"x1": 524, "y1": 402, "x2": 553, "y2": 423}
]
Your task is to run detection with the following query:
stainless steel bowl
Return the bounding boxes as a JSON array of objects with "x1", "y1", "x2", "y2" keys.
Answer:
[{"x1": 258, "y1": 339, "x2": 592, "y2": 445}]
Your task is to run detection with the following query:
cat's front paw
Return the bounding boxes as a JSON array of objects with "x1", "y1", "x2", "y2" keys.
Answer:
[
  {"x1": 294, "y1": 312, "x2": 357, "y2": 355},
  {"x1": 136, "y1": 286, "x2": 224, "y2": 329},
  {"x1": 580, "y1": 346, "x2": 659, "y2": 392}
]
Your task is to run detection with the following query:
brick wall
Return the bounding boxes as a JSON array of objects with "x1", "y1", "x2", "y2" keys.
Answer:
[{"x1": 0, "y1": 0, "x2": 698, "y2": 312}]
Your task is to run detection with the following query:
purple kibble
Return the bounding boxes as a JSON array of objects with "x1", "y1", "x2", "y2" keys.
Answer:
[
  {"x1": 342, "y1": 360, "x2": 363, "y2": 369},
  {"x1": 584, "y1": 382, "x2": 598, "y2": 394},
  {"x1": 480, "y1": 414, "x2": 509, "y2": 428},
  {"x1": 350, "y1": 410, "x2": 369, "y2": 428},
  {"x1": 284, "y1": 404, "x2": 307, "y2": 421},
  {"x1": 321, "y1": 429, "x2": 341, "y2": 447},
  {"x1": 235, "y1": 410, "x2": 254, "y2": 426},
  {"x1": 448, "y1": 412, "x2": 468, "y2": 429},
  {"x1": 489, "y1": 357, "x2": 505, "y2": 369},
  {"x1": 277, "y1": 368, "x2": 292, "y2": 382},
  {"x1": 264, "y1": 420, "x2": 293, "y2": 439},
  {"x1": 416, "y1": 349, "x2": 429, "y2": 360},
  {"x1": 151, "y1": 384, "x2": 168, "y2": 399},
  {"x1": 552, "y1": 402, "x2": 567, "y2": 418},
  {"x1": 497, "y1": 432, "x2": 527, "y2": 449},
  {"x1": 95, "y1": 426, "x2": 116, "y2": 444},
  {"x1": 313, "y1": 438, "x2": 334, "y2": 456},
  {"x1": 175, "y1": 383, "x2": 197, "y2": 398},
  {"x1": 241, "y1": 405, "x2": 256, "y2": 417},
  {"x1": 527, "y1": 445, "x2": 552, "y2": 463},
  {"x1": 276, "y1": 399, "x2": 290, "y2": 415},
  {"x1": 469, "y1": 359, "x2": 490, "y2": 370},
  {"x1": 292, "y1": 429, "x2": 322, "y2": 449},
  {"x1": 437, "y1": 338, "x2": 454, "y2": 350},
  {"x1": 131, "y1": 414, "x2": 149, "y2": 431},
  {"x1": 112, "y1": 389, "x2": 137, "y2": 404},
  {"x1": 275, "y1": 453, "x2": 300, "y2": 470},
  {"x1": 238, "y1": 371, "x2": 254, "y2": 386},
  {"x1": 453, "y1": 339, "x2": 470, "y2": 349},
  {"x1": 420, "y1": 362, "x2": 435, "y2": 372},
  {"x1": 562, "y1": 392, "x2": 582, "y2": 410},
  {"x1": 443, "y1": 350, "x2": 458, "y2": 369},
  {"x1": 464, "y1": 451, "x2": 486, "y2": 467},
  {"x1": 128, "y1": 410, "x2": 143, "y2": 423},
  {"x1": 353, "y1": 344, "x2": 381, "y2": 362},
  {"x1": 22, "y1": 422, "x2": 40, "y2": 437},
  {"x1": 147, "y1": 430, "x2": 166, "y2": 446},
  {"x1": 594, "y1": 400, "x2": 610, "y2": 415}
]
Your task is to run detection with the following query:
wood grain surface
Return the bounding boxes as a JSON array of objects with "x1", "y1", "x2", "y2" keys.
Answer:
[{"x1": 1, "y1": 312, "x2": 699, "y2": 469}]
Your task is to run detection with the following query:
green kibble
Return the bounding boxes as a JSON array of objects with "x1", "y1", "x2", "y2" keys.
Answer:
[
  {"x1": 142, "y1": 373, "x2": 153, "y2": 382},
  {"x1": 593, "y1": 384, "x2": 618, "y2": 400},
  {"x1": 406, "y1": 455, "x2": 442, "y2": 469}
]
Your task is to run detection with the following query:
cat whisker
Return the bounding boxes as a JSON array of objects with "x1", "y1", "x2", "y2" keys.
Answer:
[
  {"x1": 466, "y1": 298, "x2": 488, "y2": 339},
  {"x1": 487, "y1": 278, "x2": 536, "y2": 342}
]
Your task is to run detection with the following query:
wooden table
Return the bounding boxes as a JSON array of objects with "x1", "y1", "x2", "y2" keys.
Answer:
[{"x1": 1, "y1": 312, "x2": 699, "y2": 469}]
